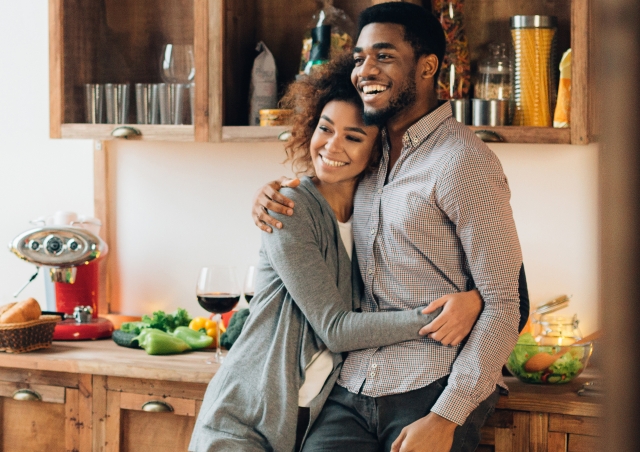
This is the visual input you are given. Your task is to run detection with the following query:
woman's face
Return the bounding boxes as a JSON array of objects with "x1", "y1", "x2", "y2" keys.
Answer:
[{"x1": 310, "y1": 100, "x2": 378, "y2": 185}]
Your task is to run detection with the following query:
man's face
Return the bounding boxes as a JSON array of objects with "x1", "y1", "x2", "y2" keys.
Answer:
[{"x1": 352, "y1": 23, "x2": 419, "y2": 126}]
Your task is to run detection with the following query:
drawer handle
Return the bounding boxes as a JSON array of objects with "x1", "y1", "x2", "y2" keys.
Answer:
[
  {"x1": 141, "y1": 400, "x2": 173, "y2": 412},
  {"x1": 111, "y1": 126, "x2": 142, "y2": 139},
  {"x1": 12, "y1": 389, "x2": 42, "y2": 402},
  {"x1": 474, "y1": 129, "x2": 504, "y2": 143},
  {"x1": 278, "y1": 130, "x2": 291, "y2": 141}
]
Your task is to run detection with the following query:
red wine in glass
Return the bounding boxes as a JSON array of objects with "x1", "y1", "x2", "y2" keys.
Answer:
[
  {"x1": 197, "y1": 266, "x2": 240, "y2": 364},
  {"x1": 197, "y1": 292, "x2": 240, "y2": 313},
  {"x1": 244, "y1": 293, "x2": 254, "y2": 303}
]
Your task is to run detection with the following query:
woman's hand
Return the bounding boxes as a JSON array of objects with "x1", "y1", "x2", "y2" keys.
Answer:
[
  {"x1": 419, "y1": 289, "x2": 483, "y2": 346},
  {"x1": 251, "y1": 177, "x2": 300, "y2": 232}
]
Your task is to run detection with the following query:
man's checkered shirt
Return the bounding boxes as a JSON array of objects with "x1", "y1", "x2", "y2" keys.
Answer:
[{"x1": 337, "y1": 102, "x2": 522, "y2": 425}]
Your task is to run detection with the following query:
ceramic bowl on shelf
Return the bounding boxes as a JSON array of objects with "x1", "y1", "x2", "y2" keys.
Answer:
[{"x1": 506, "y1": 341, "x2": 594, "y2": 384}]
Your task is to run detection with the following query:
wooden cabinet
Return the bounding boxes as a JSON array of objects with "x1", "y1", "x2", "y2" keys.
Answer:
[
  {"x1": 98, "y1": 376, "x2": 207, "y2": 452},
  {"x1": 49, "y1": 0, "x2": 595, "y2": 144},
  {"x1": 0, "y1": 341, "x2": 601, "y2": 452},
  {"x1": 478, "y1": 376, "x2": 601, "y2": 452},
  {"x1": 0, "y1": 369, "x2": 92, "y2": 452}
]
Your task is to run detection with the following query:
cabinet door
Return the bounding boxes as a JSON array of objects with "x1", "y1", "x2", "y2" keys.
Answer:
[
  {"x1": 104, "y1": 391, "x2": 200, "y2": 452},
  {"x1": 0, "y1": 381, "x2": 80, "y2": 452}
]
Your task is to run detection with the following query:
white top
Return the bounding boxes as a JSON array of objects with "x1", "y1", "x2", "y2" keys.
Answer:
[{"x1": 298, "y1": 217, "x2": 353, "y2": 407}]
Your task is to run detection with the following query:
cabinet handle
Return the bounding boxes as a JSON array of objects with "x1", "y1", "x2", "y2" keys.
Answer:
[
  {"x1": 12, "y1": 389, "x2": 42, "y2": 402},
  {"x1": 141, "y1": 400, "x2": 174, "y2": 412},
  {"x1": 474, "y1": 129, "x2": 504, "y2": 143},
  {"x1": 111, "y1": 126, "x2": 142, "y2": 139},
  {"x1": 278, "y1": 130, "x2": 291, "y2": 141}
]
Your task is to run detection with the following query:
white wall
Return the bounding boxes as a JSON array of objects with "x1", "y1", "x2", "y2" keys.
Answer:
[
  {"x1": 106, "y1": 141, "x2": 293, "y2": 315},
  {"x1": 108, "y1": 140, "x2": 600, "y2": 335},
  {"x1": 493, "y1": 143, "x2": 599, "y2": 335},
  {"x1": 0, "y1": 3, "x2": 94, "y2": 305},
  {"x1": 0, "y1": 1, "x2": 600, "y2": 337}
]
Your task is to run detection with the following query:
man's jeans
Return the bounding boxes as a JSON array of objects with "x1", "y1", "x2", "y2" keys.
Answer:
[{"x1": 301, "y1": 376, "x2": 500, "y2": 452}]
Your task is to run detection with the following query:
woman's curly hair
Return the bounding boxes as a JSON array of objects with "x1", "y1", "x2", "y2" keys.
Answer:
[{"x1": 279, "y1": 53, "x2": 380, "y2": 176}]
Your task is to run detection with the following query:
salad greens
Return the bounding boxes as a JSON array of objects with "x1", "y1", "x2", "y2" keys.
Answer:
[
  {"x1": 506, "y1": 333, "x2": 585, "y2": 384},
  {"x1": 120, "y1": 308, "x2": 192, "y2": 335}
]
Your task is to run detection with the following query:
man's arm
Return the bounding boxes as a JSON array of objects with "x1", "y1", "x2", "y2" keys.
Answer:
[
  {"x1": 431, "y1": 147, "x2": 521, "y2": 424},
  {"x1": 392, "y1": 147, "x2": 521, "y2": 452}
]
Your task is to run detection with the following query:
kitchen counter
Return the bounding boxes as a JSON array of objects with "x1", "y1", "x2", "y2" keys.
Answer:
[
  {"x1": 0, "y1": 339, "x2": 600, "y2": 415},
  {"x1": 0, "y1": 340, "x2": 601, "y2": 451},
  {"x1": 0, "y1": 339, "x2": 219, "y2": 384}
]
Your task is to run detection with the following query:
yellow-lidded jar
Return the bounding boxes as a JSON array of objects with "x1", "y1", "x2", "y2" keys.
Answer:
[
  {"x1": 259, "y1": 109, "x2": 293, "y2": 126},
  {"x1": 511, "y1": 15, "x2": 557, "y2": 127}
]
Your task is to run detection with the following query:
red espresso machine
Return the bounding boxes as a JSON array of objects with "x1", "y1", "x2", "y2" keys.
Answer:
[{"x1": 9, "y1": 225, "x2": 113, "y2": 340}]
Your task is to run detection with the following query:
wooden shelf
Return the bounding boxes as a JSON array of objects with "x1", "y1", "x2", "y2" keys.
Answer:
[
  {"x1": 50, "y1": 0, "x2": 595, "y2": 144},
  {"x1": 469, "y1": 126, "x2": 572, "y2": 144},
  {"x1": 61, "y1": 124, "x2": 194, "y2": 141}
]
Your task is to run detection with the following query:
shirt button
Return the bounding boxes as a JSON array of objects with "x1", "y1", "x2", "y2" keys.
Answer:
[
  {"x1": 370, "y1": 228, "x2": 375, "y2": 235},
  {"x1": 368, "y1": 268, "x2": 373, "y2": 275},
  {"x1": 378, "y1": 189, "x2": 382, "y2": 194},
  {"x1": 371, "y1": 363, "x2": 378, "y2": 369},
  {"x1": 369, "y1": 372, "x2": 376, "y2": 377}
]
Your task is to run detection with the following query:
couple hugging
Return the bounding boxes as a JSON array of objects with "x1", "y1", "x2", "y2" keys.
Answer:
[{"x1": 190, "y1": 3, "x2": 528, "y2": 452}]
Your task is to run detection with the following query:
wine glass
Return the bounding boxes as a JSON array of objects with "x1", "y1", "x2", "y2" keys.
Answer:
[
  {"x1": 160, "y1": 44, "x2": 195, "y2": 84},
  {"x1": 243, "y1": 265, "x2": 257, "y2": 304},
  {"x1": 196, "y1": 266, "x2": 240, "y2": 364}
]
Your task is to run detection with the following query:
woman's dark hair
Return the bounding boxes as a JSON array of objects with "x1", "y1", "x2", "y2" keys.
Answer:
[
  {"x1": 280, "y1": 52, "x2": 380, "y2": 176},
  {"x1": 357, "y1": 2, "x2": 446, "y2": 80}
]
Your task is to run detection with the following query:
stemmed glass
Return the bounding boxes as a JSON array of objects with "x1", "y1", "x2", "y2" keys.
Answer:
[
  {"x1": 243, "y1": 265, "x2": 257, "y2": 304},
  {"x1": 196, "y1": 266, "x2": 240, "y2": 364},
  {"x1": 160, "y1": 44, "x2": 195, "y2": 84}
]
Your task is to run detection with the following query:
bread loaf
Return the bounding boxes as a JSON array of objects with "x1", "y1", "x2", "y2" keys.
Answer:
[
  {"x1": 0, "y1": 298, "x2": 42, "y2": 324},
  {"x1": 0, "y1": 302, "x2": 17, "y2": 317}
]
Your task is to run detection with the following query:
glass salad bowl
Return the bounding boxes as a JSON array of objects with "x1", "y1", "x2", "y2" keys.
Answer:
[{"x1": 506, "y1": 333, "x2": 594, "y2": 384}]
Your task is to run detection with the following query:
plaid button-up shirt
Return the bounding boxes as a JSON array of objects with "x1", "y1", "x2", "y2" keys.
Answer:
[{"x1": 337, "y1": 102, "x2": 522, "y2": 425}]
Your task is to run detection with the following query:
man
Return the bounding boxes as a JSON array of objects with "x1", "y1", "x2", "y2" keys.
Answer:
[{"x1": 252, "y1": 3, "x2": 524, "y2": 451}]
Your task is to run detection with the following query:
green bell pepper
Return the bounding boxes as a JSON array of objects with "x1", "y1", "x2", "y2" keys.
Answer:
[
  {"x1": 133, "y1": 328, "x2": 191, "y2": 355},
  {"x1": 172, "y1": 326, "x2": 213, "y2": 350}
]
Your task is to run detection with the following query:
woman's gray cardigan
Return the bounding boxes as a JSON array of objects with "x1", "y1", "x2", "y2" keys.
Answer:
[{"x1": 189, "y1": 177, "x2": 437, "y2": 452}]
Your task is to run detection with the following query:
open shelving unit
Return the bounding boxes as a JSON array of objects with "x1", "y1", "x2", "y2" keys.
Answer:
[{"x1": 49, "y1": 0, "x2": 595, "y2": 144}]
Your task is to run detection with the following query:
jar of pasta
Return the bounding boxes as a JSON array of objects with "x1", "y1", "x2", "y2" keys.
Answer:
[{"x1": 511, "y1": 15, "x2": 558, "y2": 127}]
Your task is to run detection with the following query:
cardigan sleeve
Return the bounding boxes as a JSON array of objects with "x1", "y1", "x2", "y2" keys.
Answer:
[{"x1": 262, "y1": 188, "x2": 438, "y2": 353}]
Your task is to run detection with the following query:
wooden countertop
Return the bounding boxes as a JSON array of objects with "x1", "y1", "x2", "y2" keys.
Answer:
[
  {"x1": 0, "y1": 340, "x2": 602, "y2": 416},
  {"x1": 0, "y1": 339, "x2": 219, "y2": 384}
]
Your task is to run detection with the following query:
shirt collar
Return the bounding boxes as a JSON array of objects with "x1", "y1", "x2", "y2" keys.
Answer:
[{"x1": 380, "y1": 101, "x2": 453, "y2": 150}]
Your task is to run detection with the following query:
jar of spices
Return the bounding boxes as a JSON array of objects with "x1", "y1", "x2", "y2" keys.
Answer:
[
  {"x1": 432, "y1": 0, "x2": 471, "y2": 100},
  {"x1": 475, "y1": 43, "x2": 511, "y2": 100}
]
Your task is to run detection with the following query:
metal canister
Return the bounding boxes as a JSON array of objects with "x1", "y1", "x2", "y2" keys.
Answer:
[{"x1": 511, "y1": 15, "x2": 558, "y2": 127}]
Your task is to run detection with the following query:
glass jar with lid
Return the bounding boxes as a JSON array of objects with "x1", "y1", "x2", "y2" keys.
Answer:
[
  {"x1": 534, "y1": 313, "x2": 583, "y2": 346},
  {"x1": 474, "y1": 43, "x2": 511, "y2": 100}
]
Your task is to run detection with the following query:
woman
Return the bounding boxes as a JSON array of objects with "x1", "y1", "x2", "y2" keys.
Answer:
[{"x1": 189, "y1": 54, "x2": 480, "y2": 452}]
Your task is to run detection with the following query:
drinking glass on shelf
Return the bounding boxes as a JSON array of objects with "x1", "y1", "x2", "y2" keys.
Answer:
[
  {"x1": 196, "y1": 266, "x2": 240, "y2": 364},
  {"x1": 243, "y1": 265, "x2": 257, "y2": 304},
  {"x1": 160, "y1": 44, "x2": 195, "y2": 84}
]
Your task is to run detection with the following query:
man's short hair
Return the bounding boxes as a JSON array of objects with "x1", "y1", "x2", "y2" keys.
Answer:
[{"x1": 357, "y1": 2, "x2": 446, "y2": 78}]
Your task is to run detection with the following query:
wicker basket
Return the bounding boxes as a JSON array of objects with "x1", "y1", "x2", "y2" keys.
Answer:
[{"x1": 0, "y1": 315, "x2": 59, "y2": 353}]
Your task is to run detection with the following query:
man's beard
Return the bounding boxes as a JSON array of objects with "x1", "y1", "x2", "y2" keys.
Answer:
[{"x1": 362, "y1": 76, "x2": 417, "y2": 127}]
